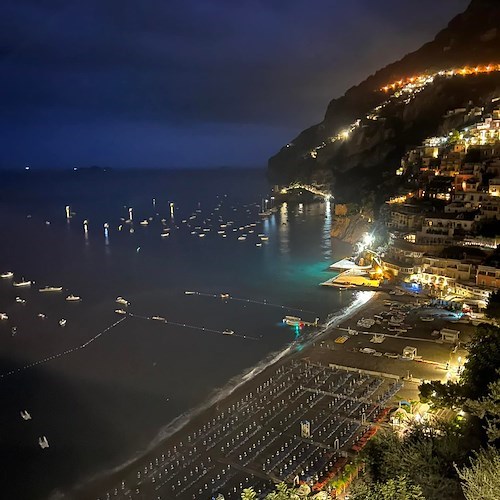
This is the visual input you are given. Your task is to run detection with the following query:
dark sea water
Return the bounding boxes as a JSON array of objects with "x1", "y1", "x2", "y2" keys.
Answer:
[{"x1": 0, "y1": 169, "x2": 352, "y2": 499}]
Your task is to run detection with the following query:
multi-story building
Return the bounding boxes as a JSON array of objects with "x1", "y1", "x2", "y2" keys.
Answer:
[
  {"x1": 476, "y1": 265, "x2": 500, "y2": 288},
  {"x1": 417, "y1": 213, "x2": 476, "y2": 245}
]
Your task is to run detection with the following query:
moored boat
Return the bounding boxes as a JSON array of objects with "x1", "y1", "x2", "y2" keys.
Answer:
[
  {"x1": 13, "y1": 280, "x2": 32, "y2": 287},
  {"x1": 1, "y1": 271, "x2": 14, "y2": 278},
  {"x1": 39, "y1": 286, "x2": 63, "y2": 292},
  {"x1": 38, "y1": 436, "x2": 49, "y2": 449}
]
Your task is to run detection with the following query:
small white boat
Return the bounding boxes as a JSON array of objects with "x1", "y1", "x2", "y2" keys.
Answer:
[
  {"x1": 1, "y1": 271, "x2": 13, "y2": 279},
  {"x1": 39, "y1": 286, "x2": 63, "y2": 292},
  {"x1": 59, "y1": 319, "x2": 67, "y2": 327},
  {"x1": 199, "y1": 233, "x2": 205, "y2": 238},
  {"x1": 66, "y1": 295, "x2": 81, "y2": 302},
  {"x1": 115, "y1": 309, "x2": 127, "y2": 315},
  {"x1": 13, "y1": 280, "x2": 32, "y2": 287},
  {"x1": 151, "y1": 316, "x2": 166, "y2": 322},
  {"x1": 260, "y1": 236, "x2": 269, "y2": 241},
  {"x1": 116, "y1": 297, "x2": 129, "y2": 306},
  {"x1": 20, "y1": 410, "x2": 32, "y2": 421},
  {"x1": 184, "y1": 291, "x2": 196, "y2": 295},
  {"x1": 160, "y1": 233, "x2": 169, "y2": 238},
  {"x1": 140, "y1": 220, "x2": 149, "y2": 226},
  {"x1": 37, "y1": 313, "x2": 46, "y2": 319},
  {"x1": 15, "y1": 297, "x2": 26, "y2": 304},
  {"x1": 0, "y1": 313, "x2": 8, "y2": 320},
  {"x1": 238, "y1": 236, "x2": 246, "y2": 241},
  {"x1": 220, "y1": 293, "x2": 230, "y2": 300},
  {"x1": 38, "y1": 436, "x2": 49, "y2": 449},
  {"x1": 223, "y1": 329, "x2": 234, "y2": 335},
  {"x1": 256, "y1": 243, "x2": 262, "y2": 247}
]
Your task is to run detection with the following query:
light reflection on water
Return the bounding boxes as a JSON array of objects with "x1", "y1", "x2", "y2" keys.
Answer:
[{"x1": 0, "y1": 169, "x2": 353, "y2": 499}]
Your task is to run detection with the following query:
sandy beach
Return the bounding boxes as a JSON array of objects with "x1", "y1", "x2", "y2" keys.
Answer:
[{"x1": 74, "y1": 288, "x2": 473, "y2": 500}]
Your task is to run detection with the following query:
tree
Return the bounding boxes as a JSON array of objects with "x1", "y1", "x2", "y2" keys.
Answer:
[
  {"x1": 361, "y1": 424, "x2": 466, "y2": 500},
  {"x1": 456, "y1": 447, "x2": 500, "y2": 500},
  {"x1": 264, "y1": 483, "x2": 294, "y2": 500},
  {"x1": 485, "y1": 290, "x2": 500, "y2": 320},
  {"x1": 466, "y1": 375, "x2": 500, "y2": 442},
  {"x1": 350, "y1": 475, "x2": 426, "y2": 500},
  {"x1": 241, "y1": 487, "x2": 257, "y2": 500},
  {"x1": 419, "y1": 380, "x2": 465, "y2": 408},
  {"x1": 460, "y1": 324, "x2": 500, "y2": 399}
]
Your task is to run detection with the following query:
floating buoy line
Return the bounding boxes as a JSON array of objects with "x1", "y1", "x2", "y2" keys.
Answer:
[
  {"x1": 127, "y1": 312, "x2": 258, "y2": 341},
  {"x1": 185, "y1": 291, "x2": 318, "y2": 315},
  {"x1": 0, "y1": 317, "x2": 126, "y2": 379}
]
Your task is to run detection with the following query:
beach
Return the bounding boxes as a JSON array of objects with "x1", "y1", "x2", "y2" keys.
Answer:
[{"x1": 74, "y1": 287, "x2": 476, "y2": 499}]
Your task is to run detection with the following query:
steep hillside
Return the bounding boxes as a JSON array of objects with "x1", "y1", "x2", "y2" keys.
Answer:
[{"x1": 268, "y1": 0, "x2": 500, "y2": 202}]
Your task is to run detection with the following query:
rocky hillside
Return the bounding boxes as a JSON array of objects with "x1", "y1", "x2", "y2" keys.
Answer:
[{"x1": 268, "y1": 0, "x2": 500, "y2": 202}]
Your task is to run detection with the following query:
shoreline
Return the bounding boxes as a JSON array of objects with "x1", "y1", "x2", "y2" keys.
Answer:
[
  {"x1": 71, "y1": 284, "x2": 474, "y2": 499},
  {"x1": 70, "y1": 291, "x2": 376, "y2": 499}
]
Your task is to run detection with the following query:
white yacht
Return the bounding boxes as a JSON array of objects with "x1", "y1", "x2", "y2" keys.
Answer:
[
  {"x1": 0, "y1": 313, "x2": 8, "y2": 320},
  {"x1": 223, "y1": 329, "x2": 234, "y2": 336},
  {"x1": 220, "y1": 293, "x2": 230, "y2": 300},
  {"x1": 38, "y1": 436, "x2": 49, "y2": 449},
  {"x1": 59, "y1": 319, "x2": 67, "y2": 327},
  {"x1": 13, "y1": 280, "x2": 32, "y2": 287},
  {"x1": 238, "y1": 236, "x2": 246, "y2": 241},
  {"x1": 115, "y1": 309, "x2": 127, "y2": 315},
  {"x1": 151, "y1": 316, "x2": 166, "y2": 322},
  {"x1": 1, "y1": 271, "x2": 13, "y2": 279},
  {"x1": 160, "y1": 233, "x2": 170, "y2": 238},
  {"x1": 15, "y1": 297, "x2": 26, "y2": 304},
  {"x1": 140, "y1": 220, "x2": 149, "y2": 226},
  {"x1": 66, "y1": 295, "x2": 81, "y2": 302},
  {"x1": 116, "y1": 297, "x2": 129, "y2": 306},
  {"x1": 39, "y1": 286, "x2": 63, "y2": 292},
  {"x1": 184, "y1": 291, "x2": 196, "y2": 295},
  {"x1": 37, "y1": 313, "x2": 46, "y2": 319},
  {"x1": 20, "y1": 410, "x2": 32, "y2": 420}
]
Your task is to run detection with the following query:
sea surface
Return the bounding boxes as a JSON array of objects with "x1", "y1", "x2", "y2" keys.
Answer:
[{"x1": 0, "y1": 168, "x2": 353, "y2": 499}]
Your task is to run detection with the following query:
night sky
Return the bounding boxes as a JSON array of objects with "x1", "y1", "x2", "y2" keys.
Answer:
[{"x1": 1, "y1": 0, "x2": 469, "y2": 169}]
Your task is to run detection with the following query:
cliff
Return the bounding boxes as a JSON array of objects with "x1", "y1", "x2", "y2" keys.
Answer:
[
  {"x1": 268, "y1": 0, "x2": 500, "y2": 202},
  {"x1": 330, "y1": 214, "x2": 370, "y2": 244}
]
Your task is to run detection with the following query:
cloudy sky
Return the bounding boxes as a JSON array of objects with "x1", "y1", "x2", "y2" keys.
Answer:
[{"x1": 0, "y1": 0, "x2": 469, "y2": 169}]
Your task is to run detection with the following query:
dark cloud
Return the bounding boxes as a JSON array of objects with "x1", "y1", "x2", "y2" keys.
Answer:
[{"x1": 0, "y1": 0, "x2": 470, "y2": 167}]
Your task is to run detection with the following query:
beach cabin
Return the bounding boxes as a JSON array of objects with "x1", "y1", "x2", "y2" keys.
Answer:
[
  {"x1": 300, "y1": 420, "x2": 311, "y2": 438},
  {"x1": 440, "y1": 328, "x2": 460, "y2": 344},
  {"x1": 402, "y1": 346, "x2": 417, "y2": 360}
]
